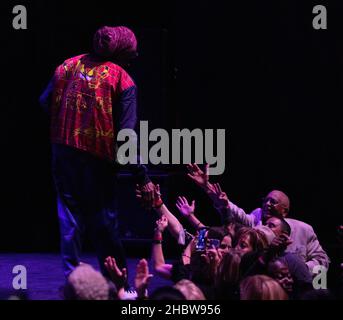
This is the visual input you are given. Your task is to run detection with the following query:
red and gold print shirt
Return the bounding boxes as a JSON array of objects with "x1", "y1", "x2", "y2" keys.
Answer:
[{"x1": 50, "y1": 54, "x2": 135, "y2": 161}]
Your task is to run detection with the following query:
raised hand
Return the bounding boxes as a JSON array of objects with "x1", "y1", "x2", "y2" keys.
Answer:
[
  {"x1": 211, "y1": 183, "x2": 230, "y2": 209},
  {"x1": 135, "y1": 259, "x2": 153, "y2": 299},
  {"x1": 201, "y1": 247, "x2": 223, "y2": 277},
  {"x1": 155, "y1": 215, "x2": 168, "y2": 233},
  {"x1": 104, "y1": 257, "x2": 128, "y2": 289},
  {"x1": 186, "y1": 164, "x2": 210, "y2": 189},
  {"x1": 140, "y1": 182, "x2": 155, "y2": 209},
  {"x1": 153, "y1": 184, "x2": 163, "y2": 208},
  {"x1": 268, "y1": 234, "x2": 293, "y2": 257},
  {"x1": 136, "y1": 183, "x2": 163, "y2": 210},
  {"x1": 176, "y1": 196, "x2": 195, "y2": 217},
  {"x1": 207, "y1": 247, "x2": 223, "y2": 269}
]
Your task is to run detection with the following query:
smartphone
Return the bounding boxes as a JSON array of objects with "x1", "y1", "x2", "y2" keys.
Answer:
[{"x1": 196, "y1": 228, "x2": 207, "y2": 252}]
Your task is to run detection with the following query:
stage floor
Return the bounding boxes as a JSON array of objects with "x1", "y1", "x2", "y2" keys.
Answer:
[{"x1": 0, "y1": 254, "x2": 172, "y2": 300}]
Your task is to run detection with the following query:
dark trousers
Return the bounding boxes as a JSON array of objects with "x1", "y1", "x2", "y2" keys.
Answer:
[{"x1": 52, "y1": 144, "x2": 126, "y2": 278}]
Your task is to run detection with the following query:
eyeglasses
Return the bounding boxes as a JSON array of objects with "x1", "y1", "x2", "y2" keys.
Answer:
[{"x1": 262, "y1": 197, "x2": 279, "y2": 205}]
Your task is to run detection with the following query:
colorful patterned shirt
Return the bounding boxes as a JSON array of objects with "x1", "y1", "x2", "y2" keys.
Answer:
[{"x1": 40, "y1": 54, "x2": 149, "y2": 183}]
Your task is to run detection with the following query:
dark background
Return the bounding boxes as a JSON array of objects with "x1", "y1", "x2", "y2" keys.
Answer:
[{"x1": 0, "y1": 0, "x2": 341, "y2": 266}]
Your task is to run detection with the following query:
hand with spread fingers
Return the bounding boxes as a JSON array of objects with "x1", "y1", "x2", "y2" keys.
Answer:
[
  {"x1": 176, "y1": 196, "x2": 196, "y2": 218},
  {"x1": 104, "y1": 256, "x2": 128, "y2": 290},
  {"x1": 186, "y1": 163, "x2": 211, "y2": 190},
  {"x1": 210, "y1": 183, "x2": 230, "y2": 209}
]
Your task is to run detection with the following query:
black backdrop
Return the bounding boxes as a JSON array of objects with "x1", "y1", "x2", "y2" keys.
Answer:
[{"x1": 0, "y1": 0, "x2": 341, "y2": 263}]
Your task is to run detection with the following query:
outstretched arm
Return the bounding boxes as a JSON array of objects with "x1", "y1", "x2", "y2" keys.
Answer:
[
  {"x1": 176, "y1": 196, "x2": 206, "y2": 230},
  {"x1": 182, "y1": 237, "x2": 197, "y2": 265},
  {"x1": 186, "y1": 163, "x2": 213, "y2": 194},
  {"x1": 209, "y1": 183, "x2": 256, "y2": 227},
  {"x1": 115, "y1": 83, "x2": 155, "y2": 206},
  {"x1": 186, "y1": 164, "x2": 255, "y2": 227},
  {"x1": 151, "y1": 216, "x2": 173, "y2": 279},
  {"x1": 137, "y1": 184, "x2": 186, "y2": 245}
]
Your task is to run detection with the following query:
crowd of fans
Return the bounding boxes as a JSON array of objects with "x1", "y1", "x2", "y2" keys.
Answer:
[{"x1": 62, "y1": 165, "x2": 342, "y2": 300}]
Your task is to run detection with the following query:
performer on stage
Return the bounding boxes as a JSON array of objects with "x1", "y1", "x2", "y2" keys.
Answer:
[{"x1": 40, "y1": 26, "x2": 154, "y2": 278}]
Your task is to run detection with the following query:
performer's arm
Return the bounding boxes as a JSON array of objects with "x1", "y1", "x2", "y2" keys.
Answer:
[{"x1": 116, "y1": 85, "x2": 151, "y2": 185}]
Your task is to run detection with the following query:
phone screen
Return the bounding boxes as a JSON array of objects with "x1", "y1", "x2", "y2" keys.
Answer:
[{"x1": 196, "y1": 229, "x2": 207, "y2": 252}]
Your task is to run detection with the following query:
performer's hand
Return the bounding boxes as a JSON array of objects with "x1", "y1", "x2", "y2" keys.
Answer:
[
  {"x1": 176, "y1": 196, "x2": 195, "y2": 218},
  {"x1": 134, "y1": 259, "x2": 153, "y2": 299},
  {"x1": 141, "y1": 182, "x2": 155, "y2": 209},
  {"x1": 104, "y1": 257, "x2": 128, "y2": 289},
  {"x1": 136, "y1": 183, "x2": 163, "y2": 210}
]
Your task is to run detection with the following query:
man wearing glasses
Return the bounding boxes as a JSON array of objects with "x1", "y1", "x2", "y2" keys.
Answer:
[
  {"x1": 186, "y1": 164, "x2": 330, "y2": 274},
  {"x1": 224, "y1": 190, "x2": 329, "y2": 274}
]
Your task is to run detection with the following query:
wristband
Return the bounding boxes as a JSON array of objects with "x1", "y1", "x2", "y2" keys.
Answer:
[
  {"x1": 153, "y1": 232, "x2": 163, "y2": 241},
  {"x1": 153, "y1": 198, "x2": 164, "y2": 209}
]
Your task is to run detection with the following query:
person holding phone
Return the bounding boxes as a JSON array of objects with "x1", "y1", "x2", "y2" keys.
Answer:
[
  {"x1": 186, "y1": 164, "x2": 330, "y2": 274},
  {"x1": 226, "y1": 190, "x2": 330, "y2": 274}
]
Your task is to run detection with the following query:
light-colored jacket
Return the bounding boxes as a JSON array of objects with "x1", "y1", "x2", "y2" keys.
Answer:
[{"x1": 226, "y1": 203, "x2": 330, "y2": 273}]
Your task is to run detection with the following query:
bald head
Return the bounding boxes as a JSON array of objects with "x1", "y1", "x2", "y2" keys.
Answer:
[
  {"x1": 268, "y1": 191, "x2": 290, "y2": 211},
  {"x1": 262, "y1": 190, "x2": 290, "y2": 221}
]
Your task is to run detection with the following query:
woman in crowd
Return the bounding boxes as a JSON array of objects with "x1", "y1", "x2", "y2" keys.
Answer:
[{"x1": 240, "y1": 275, "x2": 289, "y2": 300}]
